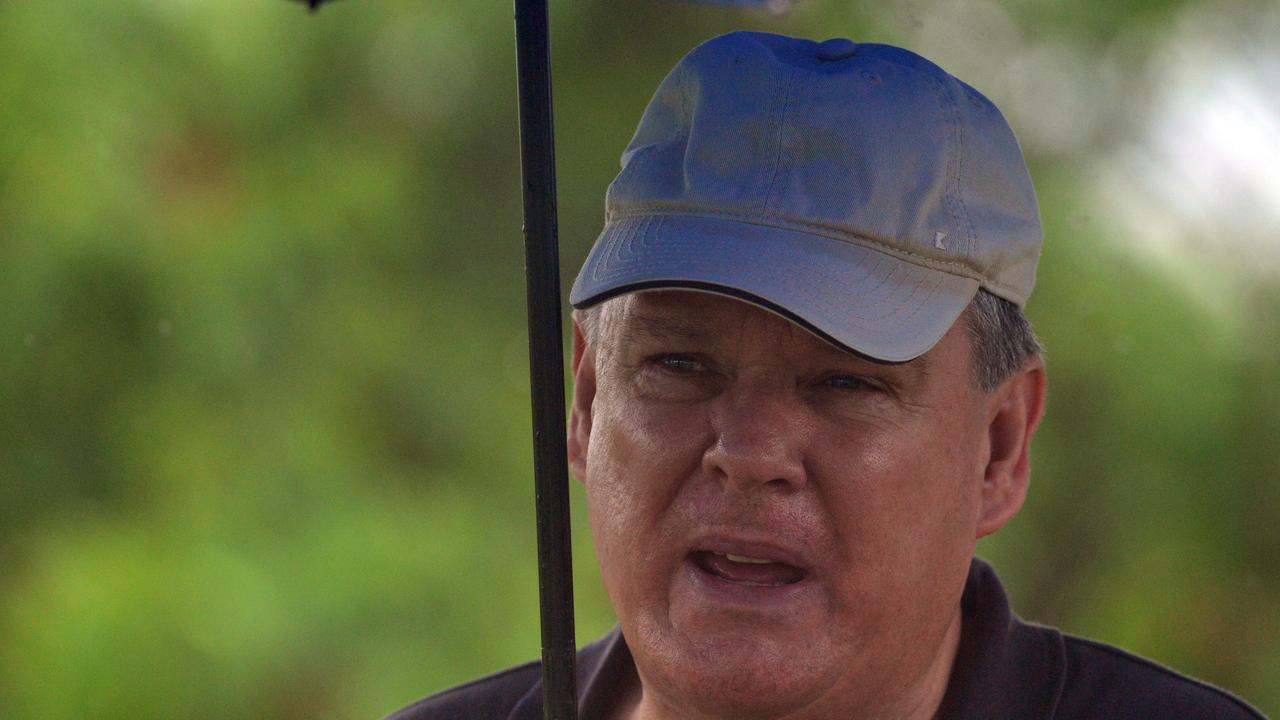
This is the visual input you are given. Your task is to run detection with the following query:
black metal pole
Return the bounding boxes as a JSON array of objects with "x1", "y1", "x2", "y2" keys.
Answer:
[{"x1": 513, "y1": 2, "x2": 578, "y2": 719}]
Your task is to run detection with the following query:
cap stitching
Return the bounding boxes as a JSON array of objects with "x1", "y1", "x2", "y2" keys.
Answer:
[
  {"x1": 945, "y1": 84, "x2": 979, "y2": 258},
  {"x1": 759, "y1": 65, "x2": 801, "y2": 217},
  {"x1": 939, "y1": 79, "x2": 969, "y2": 255},
  {"x1": 855, "y1": 261, "x2": 932, "y2": 326},
  {"x1": 677, "y1": 64, "x2": 694, "y2": 136},
  {"x1": 607, "y1": 207, "x2": 983, "y2": 280},
  {"x1": 894, "y1": 266, "x2": 947, "y2": 325},
  {"x1": 920, "y1": 70, "x2": 971, "y2": 259},
  {"x1": 859, "y1": 55, "x2": 983, "y2": 260},
  {"x1": 594, "y1": 213, "x2": 650, "y2": 281},
  {"x1": 604, "y1": 208, "x2": 1023, "y2": 299},
  {"x1": 762, "y1": 65, "x2": 805, "y2": 217}
]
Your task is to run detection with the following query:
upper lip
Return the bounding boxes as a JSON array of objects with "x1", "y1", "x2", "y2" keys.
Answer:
[{"x1": 687, "y1": 531, "x2": 814, "y2": 573}]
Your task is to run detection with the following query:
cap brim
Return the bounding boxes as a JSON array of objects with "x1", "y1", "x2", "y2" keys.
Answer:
[{"x1": 569, "y1": 215, "x2": 978, "y2": 362}]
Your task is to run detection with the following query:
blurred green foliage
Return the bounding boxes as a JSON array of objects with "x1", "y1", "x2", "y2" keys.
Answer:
[{"x1": 1, "y1": 1, "x2": 1276, "y2": 718}]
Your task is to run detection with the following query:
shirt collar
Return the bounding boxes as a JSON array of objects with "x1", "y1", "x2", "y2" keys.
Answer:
[
  {"x1": 936, "y1": 557, "x2": 1066, "y2": 718},
  {"x1": 507, "y1": 626, "x2": 631, "y2": 720}
]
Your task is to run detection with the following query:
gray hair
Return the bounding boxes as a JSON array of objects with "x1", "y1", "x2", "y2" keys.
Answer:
[
  {"x1": 961, "y1": 290, "x2": 1044, "y2": 391},
  {"x1": 574, "y1": 289, "x2": 1041, "y2": 392}
]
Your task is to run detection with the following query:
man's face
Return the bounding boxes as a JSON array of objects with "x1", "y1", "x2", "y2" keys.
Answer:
[{"x1": 568, "y1": 290, "x2": 1034, "y2": 719}]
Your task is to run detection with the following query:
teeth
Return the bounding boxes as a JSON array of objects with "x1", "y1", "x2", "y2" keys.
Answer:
[{"x1": 719, "y1": 552, "x2": 774, "y2": 564}]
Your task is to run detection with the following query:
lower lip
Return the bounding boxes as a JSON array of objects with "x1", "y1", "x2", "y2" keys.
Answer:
[{"x1": 682, "y1": 556, "x2": 817, "y2": 609}]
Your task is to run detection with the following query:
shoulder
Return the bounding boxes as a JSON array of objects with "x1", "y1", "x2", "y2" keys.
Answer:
[
  {"x1": 382, "y1": 660, "x2": 542, "y2": 720},
  {"x1": 383, "y1": 628, "x2": 628, "y2": 720},
  {"x1": 1056, "y1": 633, "x2": 1267, "y2": 719}
]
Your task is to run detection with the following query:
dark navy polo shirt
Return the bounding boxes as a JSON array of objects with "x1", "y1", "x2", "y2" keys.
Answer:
[{"x1": 386, "y1": 558, "x2": 1266, "y2": 719}]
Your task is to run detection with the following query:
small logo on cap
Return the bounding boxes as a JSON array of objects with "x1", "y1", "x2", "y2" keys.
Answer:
[{"x1": 934, "y1": 231, "x2": 948, "y2": 250}]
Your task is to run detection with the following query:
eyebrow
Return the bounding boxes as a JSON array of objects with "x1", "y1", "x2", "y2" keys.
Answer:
[{"x1": 616, "y1": 312, "x2": 710, "y2": 346}]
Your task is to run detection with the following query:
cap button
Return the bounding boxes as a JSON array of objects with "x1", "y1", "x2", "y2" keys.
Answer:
[{"x1": 815, "y1": 38, "x2": 858, "y2": 62}]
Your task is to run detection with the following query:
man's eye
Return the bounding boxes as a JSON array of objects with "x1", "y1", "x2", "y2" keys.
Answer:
[
  {"x1": 825, "y1": 374, "x2": 870, "y2": 391},
  {"x1": 655, "y1": 354, "x2": 705, "y2": 374}
]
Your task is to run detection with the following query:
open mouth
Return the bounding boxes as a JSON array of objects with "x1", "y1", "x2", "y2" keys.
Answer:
[{"x1": 690, "y1": 550, "x2": 808, "y2": 587}]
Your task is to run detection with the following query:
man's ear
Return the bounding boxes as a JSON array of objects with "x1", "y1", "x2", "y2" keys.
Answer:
[
  {"x1": 976, "y1": 358, "x2": 1046, "y2": 538},
  {"x1": 567, "y1": 318, "x2": 597, "y2": 483}
]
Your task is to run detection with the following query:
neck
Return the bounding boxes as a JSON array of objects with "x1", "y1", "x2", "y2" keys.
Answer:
[
  {"x1": 612, "y1": 610, "x2": 964, "y2": 720},
  {"x1": 895, "y1": 607, "x2": 963, "y2": 720}
]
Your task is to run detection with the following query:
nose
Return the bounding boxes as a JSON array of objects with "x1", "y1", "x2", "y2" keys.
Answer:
[{"x1": 702, "y1": 383, "x2": 809, "y2": 492}]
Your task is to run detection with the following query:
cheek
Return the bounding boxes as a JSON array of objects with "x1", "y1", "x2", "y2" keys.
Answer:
[
  {"x1": 584, "y1": 386, "x2": 709, "y2": 585},
  {"x1": 586, "y1": 380, "x2": 710, "y2": 496},
  {"x1": 810, "y1": 420, "x2": 982, "y2": 653},
  {"x1": 820, "y1": 415, "x2": 985, "y2": 566}
]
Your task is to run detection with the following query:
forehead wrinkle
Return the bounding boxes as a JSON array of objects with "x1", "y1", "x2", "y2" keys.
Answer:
[{"x1": 615, "y1": 309, "x2": 711, "y2": 347}]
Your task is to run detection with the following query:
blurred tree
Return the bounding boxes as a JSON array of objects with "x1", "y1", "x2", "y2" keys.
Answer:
[{"x1": 0, "y1": 1, "x2": 1275, "y2": 718}]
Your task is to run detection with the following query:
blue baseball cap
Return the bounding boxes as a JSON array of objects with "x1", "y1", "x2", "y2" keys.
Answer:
[{"x1": 570, "y1": 31, "x2": 1041, "y2": 362}]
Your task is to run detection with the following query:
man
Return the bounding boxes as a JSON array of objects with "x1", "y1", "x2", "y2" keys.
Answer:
[{"x1": 390, "y1": 31, "x2": 1266, "y2": 719}]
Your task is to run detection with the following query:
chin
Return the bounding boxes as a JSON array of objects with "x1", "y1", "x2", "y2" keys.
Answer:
[{"x1": 634, "y1": 619, "x2": 835, "y2": 718}]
